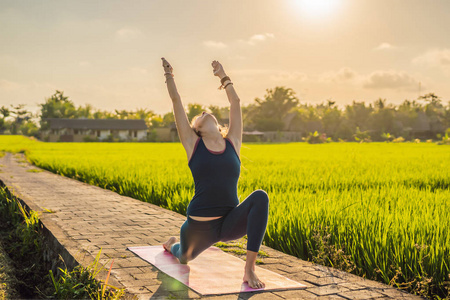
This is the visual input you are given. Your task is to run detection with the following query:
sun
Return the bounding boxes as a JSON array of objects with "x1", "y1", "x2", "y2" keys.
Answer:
[{"x1": 293, "y1": 0, "x2": 341, "y2": 18}]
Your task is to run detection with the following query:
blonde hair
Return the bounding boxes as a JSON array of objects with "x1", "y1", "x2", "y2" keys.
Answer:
[{"x1": 190, "y1": 113, "x2": 229, "y2": 138}]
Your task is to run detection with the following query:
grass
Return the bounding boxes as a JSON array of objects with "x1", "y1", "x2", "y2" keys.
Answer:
[
  {"x1": 0, "y1": 184, "x2": 126, "y2": 299},
  {"x1": 26, "y1": 168, "x2": 44, "y2": 173},
  {"x1": 48, "y1": 249, "x2": 125, "y2": 299},
  {"x1": 0, "y1": 184, "x2": 54, "y2": 298},
  {"x1": 0, "y1": 239, "x2": 20, "y2": 299}
]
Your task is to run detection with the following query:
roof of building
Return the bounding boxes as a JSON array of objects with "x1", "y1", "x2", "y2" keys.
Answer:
[
  {"x1": 243, "y1": 130, "x2": 265, "y2": 135},
  {"x1": 43, "y1": 118, "x2": 148, "y2": 130}
]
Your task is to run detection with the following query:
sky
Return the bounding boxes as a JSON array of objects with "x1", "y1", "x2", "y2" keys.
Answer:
[{"x1": 1, "y1": 0, "x2": 450, "y2": 119}]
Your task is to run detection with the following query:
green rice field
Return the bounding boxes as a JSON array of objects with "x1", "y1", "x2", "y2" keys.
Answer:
[{"x1": 0, "y1": 135, "x2": 449, "y2": 297}]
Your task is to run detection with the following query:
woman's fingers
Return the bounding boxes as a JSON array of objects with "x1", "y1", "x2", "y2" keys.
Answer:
[
  {"x1": 161, "y1": 57, "x2": 173, "y2": 72},
  {"x1": 212, "y1": 61, "x2": 221, "y2": 72}
]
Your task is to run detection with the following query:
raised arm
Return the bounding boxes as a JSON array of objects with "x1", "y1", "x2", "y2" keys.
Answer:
[
  {"x1": 162, "y1": 57, "x2": 198, "y2": 160},
  {"x1": 212, "y1": 60, "x2": 242, "y2": 152}
]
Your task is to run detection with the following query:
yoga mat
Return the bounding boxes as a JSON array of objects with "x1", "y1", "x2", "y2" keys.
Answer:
[{"x1": 127, "y1": 245, "x2": 307, "y2": 296}]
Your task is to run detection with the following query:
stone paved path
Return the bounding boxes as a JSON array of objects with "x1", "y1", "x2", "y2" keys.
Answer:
[{"x1": 0, "y1": 152, "x2": 426, "y2": 300}]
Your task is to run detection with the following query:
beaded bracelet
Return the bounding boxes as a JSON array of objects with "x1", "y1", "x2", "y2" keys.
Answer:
[
  {"x1": 220, "y1": 76, "x2": 230, "y2": 85},
  {"x1": 218, "y1": 80, "x2": 233, "y2": 90},
  {"x1": 224, "y1": 82, "x2": 233, "y2": 89}
]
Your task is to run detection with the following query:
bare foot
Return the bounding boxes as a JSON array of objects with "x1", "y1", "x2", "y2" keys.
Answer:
[
  {"x1": 162, "y1": 236, "x2": 177, "y2": 253},
  {"x1": 243, "y1": 268, "x2": 265, "y2": 289}
]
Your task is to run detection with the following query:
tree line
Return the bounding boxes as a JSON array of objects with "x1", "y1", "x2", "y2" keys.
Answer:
[{"x1": 1, "y1": 87, "x2": 449, "y2": 142}]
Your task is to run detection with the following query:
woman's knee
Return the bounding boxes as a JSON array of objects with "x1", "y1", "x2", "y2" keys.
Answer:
[
  {"x1": 252, "y1": 189, "x2": 269, "y2": 207},
  {"x1": 180, "y1": 247, "x2": 204, "y2": 264}
]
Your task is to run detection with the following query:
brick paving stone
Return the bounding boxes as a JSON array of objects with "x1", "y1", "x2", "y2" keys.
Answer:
[
  {"x1": 308, "y1": 270, "x2": 338, "y2": 277},
  {"x1": 117, "y1": 280, "x2": 147, "y2": 288},
  {"x1": 133, "y1": 272, "x2": 158, "y2": 281},
  {"x1": 98, "y1": 243, "x2": 121, "y2": 249},
  {"x1": 124, "y1": 286, "x2": 152, "y2": 295},
  {"x1": 116, "y1": 258, "x2": 152, "y2": 268},
  {"x1": 338, "y1": 282, "x2": 367, "y2": 291},
  {"x1": 337, "y1": 289, "x2": 385, "y2": 299},
  {"x1": 267, "y1": 271, "x2": 322, "y2": 286},
  {"x1": 276, "y1": 264, "x2": 320, "y2": 274},
  {"x1": 305, "y1": 276, "x2": 349, "y2": 286},
  {"x1": 115, "y1": 267, "x2": 145, "y2": 275},
  {"x1": 307, "y1": 284, "x2": 350, "y2": 296},
  {"x1": 136, "y1": 265, "x2": 159, "y2": 272},
  {"x1": 234, "y1": 292, "x2": 285, "y2": 299},
  {"x1": 379, "y1": 289, "x2": 424, "y2": 299},
  {"x1": 164, "y1": 290, "x2": 203, "y2": 299},
  {"x1": 274, "y1": 289, "x2": 348, "y2": 299},
  {"x1": 0, "y1": 152, "x2": 427, "y2": 299}
]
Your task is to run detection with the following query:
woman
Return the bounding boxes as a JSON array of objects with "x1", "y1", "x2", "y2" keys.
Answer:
[{"x1": 161, "y1": 57, "x2": 269, "y2": 289}]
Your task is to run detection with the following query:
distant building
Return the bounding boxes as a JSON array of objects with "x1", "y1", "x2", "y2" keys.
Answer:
[
  {"x1": 151, "y1": 122, "x2": 179, "y2": 142},
  {"x1": 40, "y1": 118, "x2": 148, "y2": 142}
]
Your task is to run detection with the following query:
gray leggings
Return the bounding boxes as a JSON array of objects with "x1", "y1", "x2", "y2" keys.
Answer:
[{"x1": 170, "y1": 189, "x2": 269, "y2": 264}]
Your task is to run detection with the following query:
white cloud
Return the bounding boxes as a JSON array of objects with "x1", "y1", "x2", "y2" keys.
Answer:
[
  {"x1": 319, "y1": 67, "x2": 359, "y2": 83},
  {"x1": 29, "y1": 81, "x2": 58, "y2": 90},
  {"x1": 374, "y1": 43, "x2": 398, "y2": 51},
  {"x1": 0, "y1": 79, "x2": 21, "y2": 91},
  {"x1": 362, "y1": 70, "x2": 420, "y2": 90},
  {"x1": 412, "y1": 48, "x2": 450, "y2": 75},
  {"x1": 202, "y1": 33, "x2": 274, "y2": 56},
  {"x1": 270, "y1": 71, "x2": 308, "y2": 81},
  {"x1": 225, "y1": 68, "x2": 307, "y2": 82},
  {"x1": 215, "y1": 65, "x2": 422, "y2": 92},
  {"x1": 318, "y1": 67, "x2": 421, "y2": 91},
  {"x1": 116, "y1": 27, "x2": 142, "y2": 39},
  {"x1": 0, "y1": 80, "x2": 58, "y2": 116},
  {"x1": 250, "y1": 34, "x2": 268, "y2": 41},
  {"x1": 203, "y1": 40, "x2": 228, "y2": 49},
  {"x1": 238, "y1": 33, "x2": 275, "y2": 46}
]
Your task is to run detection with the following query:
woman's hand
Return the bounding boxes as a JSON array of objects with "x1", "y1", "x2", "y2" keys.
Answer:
[
  {"x1": 161, "y1": 57, "x2": 173, "y2": 74},
  {"x1": 212, "y1": 60, "x2": 226, "y2": 79}
]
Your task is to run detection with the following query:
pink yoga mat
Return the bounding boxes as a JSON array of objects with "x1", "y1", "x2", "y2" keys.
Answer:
[{"x1": 127, "y1": 245, "x2": 307, "y2": 296}]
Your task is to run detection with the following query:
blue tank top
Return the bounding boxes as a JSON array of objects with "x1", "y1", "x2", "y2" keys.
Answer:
[{"x1": 186, "y1": 137, "x2": 241, "y2": 217}]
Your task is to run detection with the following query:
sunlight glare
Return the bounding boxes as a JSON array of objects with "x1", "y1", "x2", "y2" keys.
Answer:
[{"x1": 293, "y1": 0, "x2": 341, "y2": 18}]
